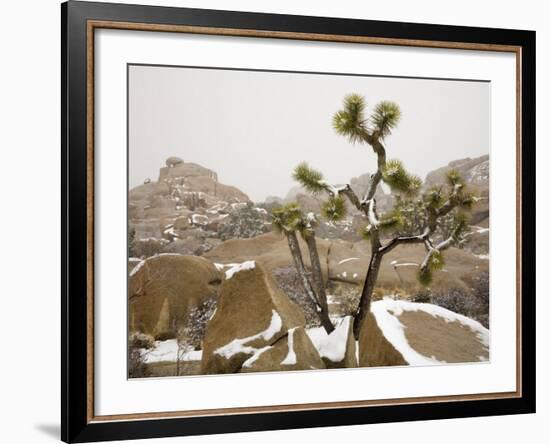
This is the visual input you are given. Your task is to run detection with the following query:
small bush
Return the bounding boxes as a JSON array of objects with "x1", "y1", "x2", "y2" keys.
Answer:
[
  {"x1": 218, "y1": 203, "x2": 269, "y2": 241},
  {"x1": 128, "y1": 333, "x2": 153, "y2": 378},
  {"x1": 410, "y1": 289, "x2": 432, "y2": 303},
  {"x1": 129, "y1": 332, "x2": 155, "y2": 349},
  {"x1": 272, "y1": 266, "x2": 321, "y2": 328},
  {"x1": 430, "y1": 281, "x2": 489, "y2": 328},
  {"x1": 180, "y1": 296, "x2": 217, "y2": 349}
]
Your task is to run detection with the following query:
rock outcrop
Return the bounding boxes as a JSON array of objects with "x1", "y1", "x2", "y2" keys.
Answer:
[
  {"x1": 206, "y1": 233, "x2": 488, "y2": 296},
  {"x1": 201, "y1": 262, "x2": 306, "y2": 374},
  {"x1": 424, "y1": 155, "x2": 489, "y2": 187},
  {"x1": 358, "y1": 298, "x2": 489, "y2": 367},
  {"x1": 128, "y1": 254, "x2": 222, "y2": 340},
  {"x1": 240, "y1": 327, "x2": 325, "y2": 373},
  {"x1": 129, "y1": 157, "x2": 258, "y2": 256}
]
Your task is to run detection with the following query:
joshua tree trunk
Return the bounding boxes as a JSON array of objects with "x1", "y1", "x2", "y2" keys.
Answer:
[
  {"x1": 303, "y1": 233, "x2": 334, "y2": 333},
  {"x1": 286, "y1": 232, "x2": 334, "y2": 334},
  {"x1": 352, "y1": 251, "x2": 383, "y2": 339}
]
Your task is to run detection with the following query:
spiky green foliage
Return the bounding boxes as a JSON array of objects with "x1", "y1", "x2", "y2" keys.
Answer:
[
  {"x1": 271, "y1": 202, "x2": 302, "y2": 233},
  {"x1": 382, "y1": 159, "x2": 408, "y2": 189},
  {"x1": 418, "y1": 249, "x2": 444, "y2": 286},
  {"x1": 417, "y1": 267, "x2": 433, "y2": 286},
  {"x1": 379, "y1": 210, "x2": 404, "y2": 231},
  {"x1": 405, "y1": 175, "x2": 423, "y2": 197},
  {"x1": 293, "y1": 162, "x2": 325, "y2": 195},
  {"x1": 424, "y1": 186, "x2": 445, "y2": 209},
  {"x1": 458, "y1": 191, "x2": 477, "y2": 210},
  {"x1": 332, "y1": 94, "x2": 366, "y2": 143},
  {"x1": 446, "y1": 169, "x2": 464, "y2": 187},
  {"x1": 321, "y1": 196, "x2": 347, "y2": 222},
  {"x1": 371, "y1": 101, "x2": 401, "y2": 138},
  {"x1": 382, "y1": 159, "x2": 419, "y2": 195},
  {"x1": 436, "y1": 210, "x2": 471, "y2": 244},
  {"x1": 428, "y1": 250, "x2": 445, "y2": 271},
  {"x1": 293, "y1": 214, "x2": 312, "y2": 238},
  {"x1": 450, "y1": 212, "x2": 469, "y2": 241}
]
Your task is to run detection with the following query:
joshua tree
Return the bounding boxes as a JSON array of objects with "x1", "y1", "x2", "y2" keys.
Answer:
[
  {"x1": 293, "y1": 94, "x2": 475, "y2": 338},
  {"x1": 272, "y1": 204, "x2": 335, "y2": 333}
]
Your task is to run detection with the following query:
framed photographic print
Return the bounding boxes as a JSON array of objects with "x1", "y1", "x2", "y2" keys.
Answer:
[{"x1": 61, "y1": 1, "x2": 536, "y2": 442}]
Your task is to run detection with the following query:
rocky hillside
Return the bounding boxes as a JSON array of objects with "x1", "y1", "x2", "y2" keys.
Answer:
[
  {"x1": 129, "y1": 157, "x2": 270, "y2": 258},
  {"x1": 424, "y1": 154, "x2": 489, "y2": 187}
]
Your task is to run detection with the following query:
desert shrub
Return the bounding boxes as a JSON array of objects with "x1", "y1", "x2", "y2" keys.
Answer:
[
  {"x1": 470, "y1": 271, "x2": 490, "y2": 328},
  {"x1": 218, "y1": 203, "x2": 269, "y2": 241},
  {"x1": 272, "y1": 266, "x2": 321, "y2": 327},
  {"x1": 170, "y1": 296, "x2": 218, "y2": 354},
  {"x1": 410, "y1": 288, "x2": 432, "y2": 303},
  {"x1": 129, "y1": 332, "x2": 155, "y2": 349},
  {"x1": 430, "y1": 278, "x2": 489, "y2": 328},
  {"x1": 431, "y1": 288, "x2": 481, "y2": 316},
  {"x1": 128, "y1": 227, "x2": 137, "y2": 257},
  {"x1": 128, "y1": 333, "x2": 153, "y2": 378},
  {"x1": 255, "y1": 201, "x2": 281, "y2": 217},
  {"x1": 180, "y1": 296, "x2": 217, "y2": 349}
]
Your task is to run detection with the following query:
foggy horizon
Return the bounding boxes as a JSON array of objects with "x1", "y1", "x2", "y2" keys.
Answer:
[{"x1": 129, "y1": 65, "x2": 490, "y2": 202}]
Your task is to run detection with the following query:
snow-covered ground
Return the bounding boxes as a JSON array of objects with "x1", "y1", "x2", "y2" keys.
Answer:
[
  {"x1": 142, "y1": 339, "x2": 202, "y2": 364},
  {"x1": 140, "y1": 297, "x2": 489, "y2": 367}
]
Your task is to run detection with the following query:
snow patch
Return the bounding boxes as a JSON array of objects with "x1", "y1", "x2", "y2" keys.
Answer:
[
  {"x1": 225, "y1": 260, "x2": 256, "y2": 279},
  {"x1": 142, "y1": 340, "x2": 203, "y2": 363},
  {"x1": 129, "y1": 254, "x2": 182, "y2": 276},
  {"x1": 281, "y1": 328, "x2": 297, "y2": 365},
  {"x1": 307, "y1": 317, "x2": 352, "y2": 363},
  {"x1": 241, "y1": 346, "x2": 272, "y2": 368},
  {"x1": 338, "y1": 257, "x2": 359, "y2": 265},
  {"x1": 215, "y1": 310, "x2": 282, "y2": 360},
  {"x1": 327, "y1": 295, "x2": 341, "y2": 305}
]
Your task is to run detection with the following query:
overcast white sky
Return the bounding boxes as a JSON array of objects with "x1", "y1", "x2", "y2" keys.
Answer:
[{"x1": 129, "y1": 65, "x2": 490, "y2": 202}]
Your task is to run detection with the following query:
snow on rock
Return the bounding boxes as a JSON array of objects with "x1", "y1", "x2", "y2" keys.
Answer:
[
  {"x1": 241, "y1": 346, "x2": 272, "y2": 368},
  {"x1": 326, "y1": 295, "x2": 341, "y2": 305},
  {"x1": 368, "y1": 297, "x2": 489, "y2": 366},
  {"x1": 225, "y1": 260, "x2": 256, "y2": 280},
  {"x1": 280, "y1": 328, "x2": 297, "y2": 365},
  {"x1": 307, "y1": 317, "x2": 353, "y2": 364},
  {"x1": 338, "y1": 257, "x2": 359, "y2": 265},
  {"x1": 474, "y1": 226, "x2": 490, "y2": 234},
  {"x1": 214, "y1": 310, "x2": 282, "y2": 360},
  {"x1": 191, "y1": 214, "x2": 209, "y2": 226},
  {"x1": 129, "y1": 254, "x2": 181, "y2": 277},
  {"x1": 130, "y1": 252, "x2": 186, "y2": 277}
]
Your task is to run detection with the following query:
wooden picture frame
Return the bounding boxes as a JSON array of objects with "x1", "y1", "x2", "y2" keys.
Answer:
[{"x1": 62, "y1": 1, "x2": 536, "y2": 442}]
